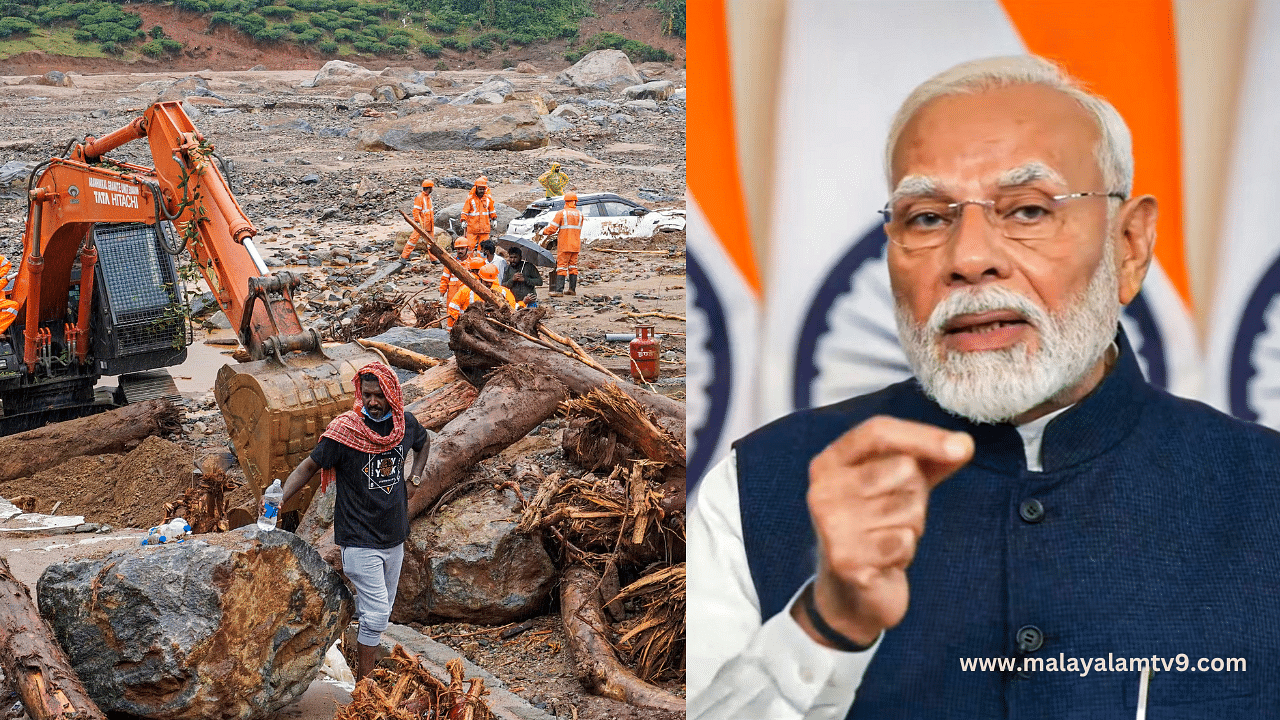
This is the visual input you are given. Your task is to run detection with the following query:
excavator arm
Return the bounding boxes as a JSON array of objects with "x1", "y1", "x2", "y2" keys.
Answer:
[{"x1": 18, "y1": 102, "x2": 382, "y2": 520}]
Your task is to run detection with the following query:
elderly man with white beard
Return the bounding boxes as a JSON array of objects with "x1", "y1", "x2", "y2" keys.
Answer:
[{"x1": 688, "y1": 55, "x2": 1280, "y2": 720}]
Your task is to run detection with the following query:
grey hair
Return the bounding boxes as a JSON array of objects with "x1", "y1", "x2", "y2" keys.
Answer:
[{"x1": 884, "y1": 56, "x2": 1133, "y2": 199}]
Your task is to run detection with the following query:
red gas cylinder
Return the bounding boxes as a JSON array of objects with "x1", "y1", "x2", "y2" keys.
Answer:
[{"x1": 629, "y1": 324, "x2": 660, "y2": 381}]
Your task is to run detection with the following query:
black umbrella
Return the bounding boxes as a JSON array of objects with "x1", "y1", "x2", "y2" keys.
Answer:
[{"x1": 496, "y1": 234, "x2": 557, "y2": 268}]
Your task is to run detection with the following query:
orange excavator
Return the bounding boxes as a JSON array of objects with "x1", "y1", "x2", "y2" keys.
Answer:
[{"x1": 12, "y1": 101, "x2": 382, "y2": 525}]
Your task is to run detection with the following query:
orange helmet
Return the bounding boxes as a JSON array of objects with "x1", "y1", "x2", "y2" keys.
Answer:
[
  {"x1": 564, "y1": 192, "x2": 577, "y2": 206},
  {"x1": 421, "y1": 179, "x2": 433, "y2": 188},
  {"x1": 474, "y1": 176, "x2": 488, "y2": 188},
  {"x1": 466, "y1": 256, "x2": 487, "y2": 271},
  {"x1": 478, "y1": 263, "x2": 499, "y2": 282}
]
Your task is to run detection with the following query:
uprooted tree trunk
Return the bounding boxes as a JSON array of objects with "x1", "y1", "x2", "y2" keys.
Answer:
[
  {"x1": 0, "y1": 399, "x2": 182, "y2": 482},
  {"x1": 451, "y1": 306, "x2": 685, "y2": 440},
  {"x1": 561, "y1": 565, "x2": 684, "y2": 714},
  {"x1": 562, "y1": 385, "x2": 685, "y2": 468},
  {"x1": 402, "y1": 358, "x2": 479, "y2": 432},
  {"x1": 407, "y1": 364, "x2": 568, "y2": 519},
  {"x1": 0, "y1": 557, "x2": 106, "y2": 720}
]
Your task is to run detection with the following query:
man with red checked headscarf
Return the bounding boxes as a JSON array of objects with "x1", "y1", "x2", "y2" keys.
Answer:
[{"x1": 279, "y1": 360, "x2": 429, "y2": 680}]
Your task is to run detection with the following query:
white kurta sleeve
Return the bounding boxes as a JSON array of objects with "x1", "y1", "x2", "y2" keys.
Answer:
[{"x1": 688, "y1": 451, "x2": 879, "y2": 720}]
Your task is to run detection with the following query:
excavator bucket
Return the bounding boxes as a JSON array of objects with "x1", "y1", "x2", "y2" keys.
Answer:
[{"x1": 214, "y1": 342, "x2": 386, "y2": 526}]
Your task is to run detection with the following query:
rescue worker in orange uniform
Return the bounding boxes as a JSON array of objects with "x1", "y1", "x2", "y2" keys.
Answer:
[
  {"x1": 539, "y1": 192, "x2": 583, "y2": 296},
  {"x1": 401, "y1": 179, "x2": 435, "y2": 261},
  {"x1": 484, "y1": 264, "x2": 519, "y2": 309},
  {"x1": 460, "y1": 176, "x2": 497, "y2": 255},
  {"x1": 438, "y1": 245, "x2": 479, "y2": 301},
  {"x1": 0, "y1": 254, "x2": 16, "y2": 332},
  {"x1": 446, "y1": 259, "x2": 491, "y2": 329}
]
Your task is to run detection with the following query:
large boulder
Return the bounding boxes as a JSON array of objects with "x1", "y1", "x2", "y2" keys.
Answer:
[
  {"x1": 0, "y1": 160, "x2": 35, "y2": 200},
  {"x1": 542, "y1": 114, "x2": 574, "y2": 133},
  {"x1": 434, "y1": 201, "x2": 520, "y2": 235},
  {"x1": 357, "y1": 103, "x2": 548, "y2": 152},
  {"x1": 301, "y1": 60, "x2": 378, "y2": 88},
  {"x1": 38, "y1": 527, "x2": 353, "y2": 720},
  {"x1": 398, "y1": 81, "x2": 435, "y2": 98},
  {"x1": 557, "y1": 49, "x2": 642, "y2": 92},
  {"x1": 373, "y1": 83, "x2": 407, "y2": 102},
  {"x1": 622, "y1": 80, "x2": 675, "y2": 101},
  {"x1": 392, "y1": 487, "x2": 556, "y2": 624},
  {"x1": 21, "y1": 70, "x2": 74, "y2": 87},
  {"x1": 369, "y1": 326, "x2": 453, "y2": 359},
  {"x1": 449, "y1": 75, "x2": 514, "y2": 106}
]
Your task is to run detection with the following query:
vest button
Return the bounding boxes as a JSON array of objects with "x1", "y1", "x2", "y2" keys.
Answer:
[
  {"x1": 1019, "y1": 498, "x2": 1045, "y2": 523},
  {"x1": 1016, "y1": 625, "x2": 1044, "y2": 653}
]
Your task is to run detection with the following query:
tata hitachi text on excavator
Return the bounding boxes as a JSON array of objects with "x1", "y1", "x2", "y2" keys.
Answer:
[{"x1": 9, "y1": 101, "x2": 382, "y2": 526}]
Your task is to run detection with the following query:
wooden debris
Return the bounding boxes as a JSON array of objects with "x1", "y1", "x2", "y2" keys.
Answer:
[
  {"x1": 562, "y1": 417, "x2": 632, "y2": 472},
  {"x1": 451, "y1": 304, "x2": 685, "y2": 441},
  {"x1": 609, "y1": 564, "x2": 685, "y2": 682},
  {"x1": 499, "y1": 621, "x2": 536, "y2": 640},
  {"x1": 561, "y1": 385, "x2": 685, "y2": 468},
  {"x1": 333, "y1": 645, "x2": 495, "y2": 720},
  {"x1": 623, "y1": 311, "x2": 685, "y2": 322},
  {"x1": 0, "y1": 557, "x2": 106, "y2": 720},
  {"x1": 0, "y1": 399, "x2": 182, "y2": 483},
  {"x1": 402, "y1": 358, "x2": 479, "y2": 432},
  {"x1": 356, "y1": 337, "x2": 443, "y2": 371},
  {"x1": 406, "y1": 364, "x2": 568, "y2": 520},
  {"x1": 560, "y1": 565, "x2": 683, "y2": 713},
  {"x1": 331, "y1": 291, "x2": 402, "y2": 342},
  {"x1": 163, "y1": 453, "x2": 237, "y2": 533}
]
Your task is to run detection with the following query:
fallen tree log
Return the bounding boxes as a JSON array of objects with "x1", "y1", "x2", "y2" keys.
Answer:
[
  {"x1": 0, "y1": 557, "x2": 106, "y2": 720},
  {"x1": 407, "y1": 364, "x2": 568, "y2": 519},
  {"x1": 452, "y1": 306, "x2": 685, "y2": 440},
  {"x1": 356, "y1": 338, "x2": 443, "y2": 372},
  {"x1": 402, "y1": 359, "x2": 479, "y2": 432},
  {"x1": 0, "y1": 399, "x2": 182, "y2": 482},
  {"x1": 561, "y1": 565, "x2": 684, "y2": 714}
]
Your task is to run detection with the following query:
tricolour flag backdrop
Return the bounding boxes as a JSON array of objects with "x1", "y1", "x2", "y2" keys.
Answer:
[
  {"x1": 687, "y1": 0, "x2": 1237, "y2": 491},
  {"x1": 1204, "y1": 0, "x2": 1280, "y2": 426},
  {"x1": 686, "y1": 0, "x2": 762, "y2": 489}
]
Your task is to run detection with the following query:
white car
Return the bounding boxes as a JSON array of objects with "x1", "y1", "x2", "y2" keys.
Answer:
[{"x1": 505, "y1": 193, "x2": 685, "y2": 244}]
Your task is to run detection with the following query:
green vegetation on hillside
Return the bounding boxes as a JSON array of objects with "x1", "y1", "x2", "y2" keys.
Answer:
[
  {"x1": 0, "y1": 0, "x2": 681, "y2": 63},
  {"x1": 565, "y1": 31, "x2": 671, "y2": 64},
  {"x1": 653, "y1": 0, "x2": 684, "y2": 39}
]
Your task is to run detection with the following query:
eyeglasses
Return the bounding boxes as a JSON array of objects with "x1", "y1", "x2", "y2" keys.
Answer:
[{"x1": 879, "y1": 190, "x2": 1126, "y2": 250}]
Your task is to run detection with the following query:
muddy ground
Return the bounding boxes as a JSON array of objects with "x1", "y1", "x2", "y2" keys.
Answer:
[{"x1": 0, "y1": 59, "x2": 685, "y2": 720}]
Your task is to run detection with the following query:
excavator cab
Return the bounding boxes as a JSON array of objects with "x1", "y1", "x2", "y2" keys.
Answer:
[{"x1": 15, "y1": 102, "x2": 382, "y2": 524}]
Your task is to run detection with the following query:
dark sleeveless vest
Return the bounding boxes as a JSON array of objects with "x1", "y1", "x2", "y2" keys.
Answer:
[{"x1": 734, "y1": 331, "x2": 1280, "y2": 718}]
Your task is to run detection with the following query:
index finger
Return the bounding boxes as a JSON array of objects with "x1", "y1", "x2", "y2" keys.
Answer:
[{"x1": 824, "y1": 415, "x2": 973, "y2": 485}]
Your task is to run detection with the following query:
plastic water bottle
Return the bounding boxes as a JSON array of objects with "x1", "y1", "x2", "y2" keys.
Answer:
[{"x1": 258, "y1": 479, "x2": 283, "y2": 532}]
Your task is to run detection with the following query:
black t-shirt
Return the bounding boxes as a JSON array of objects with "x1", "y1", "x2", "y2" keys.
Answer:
[{"x1": 311, "y1": 411, "x2": 428, "y2": 549}]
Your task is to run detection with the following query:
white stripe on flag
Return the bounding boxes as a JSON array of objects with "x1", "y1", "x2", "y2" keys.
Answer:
[
  {"x1": 686, "y1": 195, "x2": 761, "y2": 496},
  {"x1": 1206, "y1": 0, "x2": 1280, "y2": 425}
]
